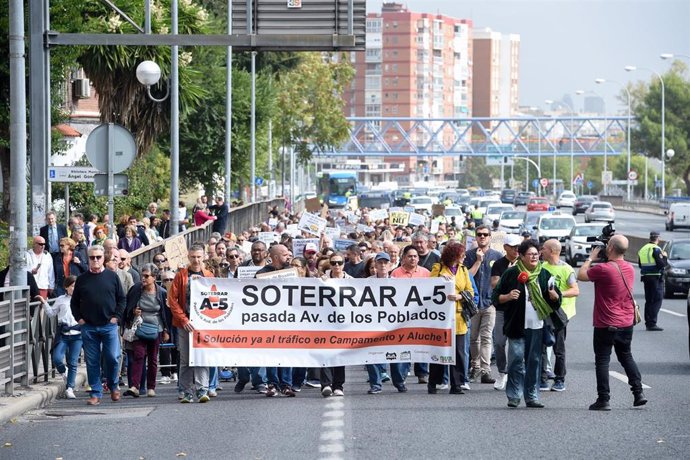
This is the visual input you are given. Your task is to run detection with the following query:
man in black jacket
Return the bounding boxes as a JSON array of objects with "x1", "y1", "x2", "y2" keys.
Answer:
[
  {"x1": 71, "y1": 245, "x2": 126, "y2": 406},
  {"x1": 211, "y1": 196, "x2": 229, "y2": 234},
  {"x1": 40, "y1": 211, "x2": 68, "y2": 254}
]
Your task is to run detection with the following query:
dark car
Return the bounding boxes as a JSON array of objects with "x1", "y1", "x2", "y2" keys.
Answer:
[
  {"x1": 662, "y1": 239, "x2": 690, "y2": 298},
  {"x1": 514, "y1": 191, "x2": 536, "y2": 206},
  {"x1": 573, "y1": 195, "x2": 597, "y2": 215},
  {"x1": 500, "y1": 189, "x2": 516, "y2": 204}
]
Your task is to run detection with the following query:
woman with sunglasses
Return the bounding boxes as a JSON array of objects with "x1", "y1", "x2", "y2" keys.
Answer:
[
  {"x1": 123, "y1": 263, "x2": 171, "y2": 398},
  {"x1": 319, "y1": 253, "x2": 351, "y2": 397},
  {"x1": 493, "y1": 239, "x2": 562, "y2": 409},
  {"x1": 53, "y1": 237, "x2": 86, "y2": 297}
]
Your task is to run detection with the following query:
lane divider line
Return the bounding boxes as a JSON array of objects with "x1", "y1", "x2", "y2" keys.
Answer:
[
  {"x1": 660, "y1": 308, "x2": 686, "y2": 317},
  {"x1": 319, "y1": 399, "x2": 346, "y2": 459},
  {"x1": 610, "y1": 370, "x2": 651, "y2": 389}
]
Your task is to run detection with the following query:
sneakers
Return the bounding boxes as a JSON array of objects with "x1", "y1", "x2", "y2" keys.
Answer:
[
  {"x1": 208, "y1": 389, "x2": 218, "y2": 398},
  {"x1": 321, "y1": 386, "x2": 333, "y2": 397},
  {"x1": 124, "y1": 387, "x2": 140, "y2": 398},
  {"x1": 368, "y1": 387, "x2": 383, "y2": 394},
  {"x1": 159, "y1": 376, "x2": 171, "y2": 385},
  {"x1": 469, "y1": 368, "x2": 480, "y2": 383},
  {"x1": 265, "y1": 385, "x2": 278, "y2": 397},
  {"x1": 646, "y1": 325, "x2": 664, "y2": 331},
  {"x1": 256, "y1": 384, "x2": 268, "y2": 394},
  {"x1": 427, "y1": 385, "x2": 438, "y2": 394},
  {"x1": 171, "y1": 373, "x2": 178, "y2": 382},
  {"x1": 381, "y1": 373, "x2": 391, "y2": 383},
  {"x1": 438, "y1": 383, "x2": 449, "y2": 390},
  {"x1": 333, "y1": 389, "x2": 344, "y2": 396},
  {"x1": 417, "y1": 375, "x2": 428, "y2": 384},
  {"x1": 234, "y1": 381, "x2": 247, "y2": 393},
  {"x1": 634, "y1": 392, "x2": 648, "y2": 407},
  {"x1": 305, "y1": 380, "x2": 320, "y2": 388},
  {"x1": 396, "y1": 385, "x2": 408, "y2": 393},
  {"x1": 460, "y1": 383, "x2": 471, "y2": 391},
  {"x1": 480, "y1": 372, "x2": 496, "y2": 384},
  {"x1": 449, "y1": 387, "x2": 465, "y2": 395},
  {"x1": 494, "y1": 373, "x2": 508, "y2": 391},
  {"x1": 551, "y1": 381, "x2": 566, "y2": 392},
  {"x1": 147, "y1": 389, "x2": 156, "y2": 397},
  {"x1": 65, "y1": 387, "x2": 76, "y2": 399},
  {"x1": 539, "y1": 382, "x2": 550, "y2": 391},
  {"x1": 197, "y1": 391, "x2": 210, "y2": 403},
  {"x1": 589, "y1": 399, "x2": 611, "y2": 411},
  {"x1": 180, "y1": 393, "x2": 194, "y2": 403},
  {"x1": 507, "y1": 398, "x2": 520, "y2": 408},
  {"x1": 178, "y1": 390, "x2": 185, "y2": 400},
  {"x1": 526, "y1": 400, "x2": 545, "y2": 408},
  {"x1": 281, "y1": 387, "x2": 296, "y2": 397}
]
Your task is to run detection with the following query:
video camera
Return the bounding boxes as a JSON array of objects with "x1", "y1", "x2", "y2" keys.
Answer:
[{"x1": 589, "y1": 222, "x2": 615, "y2": 262}]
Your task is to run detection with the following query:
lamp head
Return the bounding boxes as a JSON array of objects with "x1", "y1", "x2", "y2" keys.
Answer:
[
  {"x1": 544, "y1": 99, "x2": 554, "y2": 105},
  {"x1": 624, "y1": 65, "x2": 636, "y2": 72},
  {"x1": 666, "y1": 149, "x2": 675, "y2": 159},
  {"x1": 575, "y1": 90, "x2": 585, "y2": 95},
  {"x1": 660, "y1": 53, "x2": 674, "y2": 60},
  {"x1": 136, "y1": 60, "x2": 162, "y2": 86},
  {"x1": 594, "y1": 78, "x2": 606, "y2": 84}
]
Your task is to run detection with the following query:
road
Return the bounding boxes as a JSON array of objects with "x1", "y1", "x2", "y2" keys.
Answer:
[{"x1": 1, "y1": 266, "x2": 688, "y2": 459}]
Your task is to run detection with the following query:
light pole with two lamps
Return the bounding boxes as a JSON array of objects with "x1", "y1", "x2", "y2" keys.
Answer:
[{"x1": 624, "y1": 65, "x2": 665, "y2": 200}]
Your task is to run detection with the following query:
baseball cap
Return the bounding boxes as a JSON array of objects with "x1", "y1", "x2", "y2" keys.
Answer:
[
  {"x1": 650, "y1": 231, "x2": 660, "y2": 239},
  {"x1": 504, "y1": 234, "x2": 522, "y2": 247},
  {"x1": 304, "y1": 243, "x2": 318, "y2": 253},
  {"x1": 375, "y1": 252, "x2": 391, "y2": 262}
]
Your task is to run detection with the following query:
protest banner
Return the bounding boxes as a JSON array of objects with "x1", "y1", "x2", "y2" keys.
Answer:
[
  {"x1": 237, "y1": 266, "x2": 262, "y2": 279},
  {"x1": 255, "y1": 267, "x2": 299, "y2": 280},
  {"x1": 292, "y1": 238, "x2": 320, "y2": 257},
  {"x1": 389, "y1": 211, "x2": 409, "y2": 227},
  {"x1": 188, "y1": 277, "x2": 455, "y2": 367},
  {"x1": 298, "y1": 212, "x2": 328, "y2": 236},
  {"x1": 334, "y1": 238, "x2": 357, "y2": 251},
  {"x1": 258, "y1": 232, "x2": 278, "y2": 245},
  {"x1": 368, "y1": 209, "x2": 388, "y2": 222}
]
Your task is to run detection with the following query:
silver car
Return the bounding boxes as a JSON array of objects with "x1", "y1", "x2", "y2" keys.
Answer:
[{"x1": 584, "y1": 201, "x2": 615, "y2": 223}]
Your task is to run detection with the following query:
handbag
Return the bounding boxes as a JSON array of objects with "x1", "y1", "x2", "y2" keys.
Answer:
[
  {"x1": 542, "y1": 324, "x2": 556, "y2": 346},
  {"x1": 135, "y1": 321, "x2": 160, "y2": 341},
  {"x1": 459, "y1": 290, "x2": 478, "y2": 322},
  {"x1": 123, "y1": 316, "x2": 142, "y2": 342},
  {"x1": 612, "y1": 262, "x2": 642, "y2": 326}
]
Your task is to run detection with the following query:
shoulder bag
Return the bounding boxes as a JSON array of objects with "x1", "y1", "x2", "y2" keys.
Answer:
[
  {"x1": 135, "y1": 321, "x2": 160, "y2": 341},
  {"x1": 612, "y1": 262, "x2": 642, "y2": 326}
]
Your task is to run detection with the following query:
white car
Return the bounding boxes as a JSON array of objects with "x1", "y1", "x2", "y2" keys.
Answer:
[
  {"x1": 409, "y1": 195, "x2": 435, "y2": 214},
  {"x1": 584, "y1": 201, "x2": 615, "y2": 223},
  {"x1": 666, "y1": 202, "x2": 690, "y2": 231},
  {"x1": 533, "y1": 212, "x2": 577, "y2": 250},
  {"x1": 484, "y1": 204, "x2": 515, "y2": 227},
  {"x1": 565, "y1": 223, "x2": 606, "y2": 266},
  {"x1": 557, "y1": 191, "x2": 577, "y2": 208},
  {"x1": 499, "y1": 210, "x2": 526, "y2": 233},
  {"x1": 476, "y1": 196, "x2": 502, "y2": 215},
  {"x1": 443, "y1": 205, "x2": 465, "y2": 227}
]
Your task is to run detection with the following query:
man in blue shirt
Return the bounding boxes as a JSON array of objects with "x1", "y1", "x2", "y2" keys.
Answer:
[{"x1": 464, "y1": 225, "x2": 503, "y2": 384}]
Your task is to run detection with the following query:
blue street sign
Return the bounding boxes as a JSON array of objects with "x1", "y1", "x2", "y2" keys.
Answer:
[
  {"x1": 532, "y1": 179, "x2": 539, "y2": 189},
  {"x1": 587, "y1": 180, "x2": 593, "y2": 190},
  {"x1": 255, "y1": 177, "x2": 264, "y2": 186}
]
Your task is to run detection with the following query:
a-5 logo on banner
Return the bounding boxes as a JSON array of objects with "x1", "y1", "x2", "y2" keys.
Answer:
[{"x1": 193, "y1": 283, "x2": 233, "y2": 324}]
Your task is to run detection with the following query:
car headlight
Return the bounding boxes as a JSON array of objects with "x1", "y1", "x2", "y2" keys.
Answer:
[
  {"x1": 575, "y1": 244, "x2": 583, "y2": 250},
  {"x1": 667, "y1": 268, "x2": 687, "y2": 276}
]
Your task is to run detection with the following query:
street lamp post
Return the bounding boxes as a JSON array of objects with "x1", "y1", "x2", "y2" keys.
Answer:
[
  {"x1": 624, "y1": 65, "x2": 665, "y2": 199},
  {"x1": 666, "y1": 149, "x2": 675, "y2": 197},
  {"x1": 595, "y1": 78, "x2": 632, "y2": 200},
  {"x1": 661, "y1": 53, "x2": 690, "y2": 60}
]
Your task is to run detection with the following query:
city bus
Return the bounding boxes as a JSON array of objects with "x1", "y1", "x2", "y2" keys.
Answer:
[{"x1": 317, "y1": 172, "x2": 359, "y2": 209}]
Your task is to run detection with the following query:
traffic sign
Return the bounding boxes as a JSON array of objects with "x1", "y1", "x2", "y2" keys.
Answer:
[
  {"x1": 532, "y1": 179, "x2": 539, "y2": 189},
  {"x1": 539, "y1": 178, "x2": 549, "y2": 188},
  {"x1": 628, "y1": 170, "x2": 638, "y2": 181},
  {"x1": 47, "y1": 166, "x2": 98, "y2": 183},
  {"x1": 255, "y1": 177, "x2": 264, "y2": 186},
  {"x1": 602, "y1": 171, "x2": 613, "y2": 185},
  {"x1": 93, "y1": 174, "x2": 129, "y2": 197},
  {"x1": 85, "y1": 123, "x2": 136, "y2": 174},
  {"x1": 587, "y1": 180, "x2": 593, "y2": 190}
]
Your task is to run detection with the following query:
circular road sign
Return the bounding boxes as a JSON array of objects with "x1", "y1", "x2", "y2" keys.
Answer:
[
  {"x1": 628, "y1": 170, "x2": 638, "y2": 181},
  {"x1": 539, "y1": 178, "x2": 549, "y2": 188},
  {"x1": 255, "y1": 177, "x2": 264, "y2": 186},
  {"x1": 85, "y1": 123, "x2": 136, "y2": 174}
]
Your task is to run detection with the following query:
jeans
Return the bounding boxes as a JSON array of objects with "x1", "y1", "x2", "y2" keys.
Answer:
[
  {"x1": 320, "y1": 366, "x2": 345, "y2": 391},
  {"x1": 52, "y1": 333, "x2": 82, "y2": 389},
  {"x1": 81, "y1": 323, "x2": 121, "y2": 398},
  {"x1": 464, "y1": 330, "x2": 471, "y2": 383},
  {"x1": 642, "y1": 275, "x2": 663, "y2": 328},
  {"x1": 209, "y1": 367, "x2": 219, "y2": 391},
  {"x1": 429, "y1": 334, "x2": 466, "y2": 391},
  {"x1": 177, "y1": 327, "x2": 209, "y2": 394},
  {"x1": 593, "y1": 327, "x2": 643, "y2": 401},
  {"x1": 130, "y1": 336, "x2": 160, "y2": 390},
  {"x1": 493, "y1": 310, "x2": 508, "y2": 374},
  {"x1": 292, "y1": 368, "x2": 307, "y2": 389},
  {"x1": 366, "y1": 362, "x2": 409, "y2": 390},
  {"x1": 237, "y1": 367, "x2": 266, "y2": 387},
  {"x1": 507, "y1": 329, "x2": 542, "y2": 402},
  {"x1": 470, "y1": 306, "x2": 496, "y2": 373},
  {"x1": 266, "y1": 367, "x2": 293, "y2": 389}
]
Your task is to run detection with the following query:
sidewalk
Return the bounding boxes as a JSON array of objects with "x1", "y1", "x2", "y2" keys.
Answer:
[{"x1": 0, "y1": 368, "x2": 87, "y2": 427}]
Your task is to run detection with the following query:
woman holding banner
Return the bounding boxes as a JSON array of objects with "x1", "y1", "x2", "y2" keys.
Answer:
[
  {"x1": 428, "y1": 242, "x2": 478, "y2": 395},
  {"x1": 319, "y1": 252, "x2": 352, "y2": 397}
]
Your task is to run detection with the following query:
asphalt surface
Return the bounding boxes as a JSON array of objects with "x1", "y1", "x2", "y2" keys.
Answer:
[{"x1": 1, "y1": 263, "x2": 688, "y2": 459}]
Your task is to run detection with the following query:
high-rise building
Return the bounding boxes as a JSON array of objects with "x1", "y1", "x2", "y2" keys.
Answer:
[{"x1": 339, "y1": 2, "x2": 473, "y2": 186}]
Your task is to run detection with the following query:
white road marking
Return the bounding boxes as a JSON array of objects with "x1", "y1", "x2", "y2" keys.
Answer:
[
  {"x1": 610, "y1": 371, "x2": 651, "y2": 389},
  {"x1": 320, "y1": 431, "x2": 344, "y2": 441},
  {"x1": 322, "y1": 410, "x2": 344, "y2": 418},
  {"x1": 319, "y1": 399, "x2": 346, "y2": 459},
  {"x1": 319, "y1": 444, "x2": 345, "y2": 453},
  {"x1": 322, "y1": 419, "x2": 344, "y2": 428},
  {"x1": 660, "y1": 308, "x2": 686, "y2": 317}
]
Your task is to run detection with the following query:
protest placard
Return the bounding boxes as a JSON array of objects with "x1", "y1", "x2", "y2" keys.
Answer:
[
  {"x1": 258, "y1": 232, "x2": 278, "y2": 245},
  {"x1": 237, "y1": 266, "x2": 262, "y2": 279},
  {"x1": 164, "y1": 235, "x2": 188, "y2": 270},
  {"x1": 292, "y1": 238, "x2": 320, "y2": 257},
  {"x1": 334, "y1": 238, "x2": 357, "y2": 251},
  {"x1": 408, "y1": 212, "x2": 426, "y2": 227},
  {"x1": 189, "y1": 277, "x2": 455, "y2": 367},
  {"x1": 298, "y1": 213, "x2": 328, "y2": 236},
  {"x1": 389, "y1": 211, "x2": 410, "y2": 227},
  {"x1": 368, "y1": 208, "x2": 389, "y2": 222},
  {"x1": 255, "y1": 267, "x2": 299, "y2": 280}
]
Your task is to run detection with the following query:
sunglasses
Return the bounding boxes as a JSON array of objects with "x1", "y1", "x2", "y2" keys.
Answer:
[
  {"x1": 141, "y1": 274, "x2": 154, "y2": 279},
  {"x1": 35, "y1": 242, "x2": 45, "y2": 246},
  {"x1": 330, "y1": 260, "x2": 344, "y2": 266},
  {"x1": 163, "y1": 278, "x2": 174, "y2": 282},
  {"x1": 219, "y1": 263, "x2": 229, "y2": 268},
  {"x1": 89, "y1": 255, "x2": 103, "y2": 260},
  {"x1": 476, "y1": 233, "x2": 490, "y2": 237},
  {"x1": 154, "y1": 258, "x2": 167, "y2": 263},
  {"x1": 227, "y1": 255, "x2": 238, "y2": 259}
]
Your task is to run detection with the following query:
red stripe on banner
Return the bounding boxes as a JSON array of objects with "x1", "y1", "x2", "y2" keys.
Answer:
[{"x1": 193, "y1": 327, "x2": 452, "y2": 349}]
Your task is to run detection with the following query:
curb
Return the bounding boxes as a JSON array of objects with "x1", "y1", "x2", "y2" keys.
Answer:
[{"x1": 0, "y1": 370, "x2": 87, "y2": 427}]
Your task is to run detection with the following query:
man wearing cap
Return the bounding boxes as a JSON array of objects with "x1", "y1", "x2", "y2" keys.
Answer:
[
  {"x1": 637, "y1": 231, "x2": 667, "y2": 331},
  {"x1": 365, "y1": 252, "x2": 409, "y2": 394},
  {"x1": 489, "y1": 233, "x2": 523, "y2": 390},
  {"x1": 304, "y1": 243, "x2": 320, "y2": 278}
]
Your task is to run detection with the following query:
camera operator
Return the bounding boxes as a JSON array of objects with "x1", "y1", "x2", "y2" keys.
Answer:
[
  {"x1": 577, "y1": 234, "x2": 647, "y2": 411},
  {"x1": 637, "y1": 231, "x2": 667, "y2": 331}
]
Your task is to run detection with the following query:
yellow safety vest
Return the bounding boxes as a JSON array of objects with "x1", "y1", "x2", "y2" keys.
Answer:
[
  {"x1": 638, "y1": 243, "x2": 658, "y2": 268},
  {"x1": 471, "y1": 208, "x2": 483, "y2": 219}
]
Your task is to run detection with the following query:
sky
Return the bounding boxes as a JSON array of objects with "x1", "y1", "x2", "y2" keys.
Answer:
[{"x1": 366, "y1": 0, "x2": 690, "y2": 113}]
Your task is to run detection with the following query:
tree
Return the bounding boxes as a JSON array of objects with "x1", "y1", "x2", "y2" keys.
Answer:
[{"x1": 631, "y1": 62, "x2": 690, "y2": 194}]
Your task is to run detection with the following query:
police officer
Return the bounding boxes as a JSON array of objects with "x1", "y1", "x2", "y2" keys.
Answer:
[
  {"x1": 470, "y1": 206, "x2": 483, "y2": 227},
  {"x1": 637, "y1": 231, "x2": 667, "y2": 331}
]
